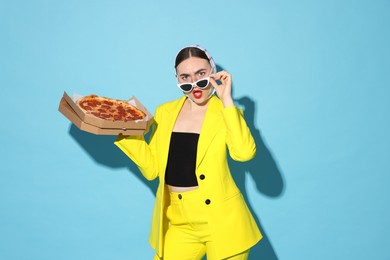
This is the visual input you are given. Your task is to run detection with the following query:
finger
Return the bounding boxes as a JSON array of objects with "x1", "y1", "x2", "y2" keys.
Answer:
[
  {"x1": 210, "y1": 72, "x2": 228, "y2": 85},
  {"x1": 211, "y1": 76, "x2": 228, "y2": 87},
  {"x1": 217, "y1": 71, "x2": 231, "y2": 81},
  {"x1": 209, "y1": 77, "x2": 220, "y2": 88},
  {"x1": 209, "y1": 73, "x2": 220, "y2": 81}
]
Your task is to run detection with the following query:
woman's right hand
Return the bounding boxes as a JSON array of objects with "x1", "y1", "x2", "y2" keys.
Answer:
[{"x1": 210, "y1": 70, "x2": 234, "y2": 108}]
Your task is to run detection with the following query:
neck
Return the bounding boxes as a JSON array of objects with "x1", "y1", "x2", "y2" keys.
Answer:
[{"x1": 186, "y1": 97, "x2": 209, "y2": 112}]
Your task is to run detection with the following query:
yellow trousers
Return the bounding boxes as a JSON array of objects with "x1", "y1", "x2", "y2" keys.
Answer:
[{"x1": 153, "y1": 188, "x2": 250, "y2": 260}]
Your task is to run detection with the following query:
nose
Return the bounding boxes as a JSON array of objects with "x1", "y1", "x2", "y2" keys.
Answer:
[{"x1": 189, "y1": 75, "x2": 200, "y2": 83}]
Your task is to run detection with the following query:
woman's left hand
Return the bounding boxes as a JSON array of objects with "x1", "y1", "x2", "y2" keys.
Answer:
[{"x1": 209, "y1": 71, "x2": 234, "y2": 107}]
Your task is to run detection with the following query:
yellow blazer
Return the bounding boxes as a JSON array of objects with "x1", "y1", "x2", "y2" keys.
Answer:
[{"x1": 115, "y1": 95, "x2": 262, "y2": 259}]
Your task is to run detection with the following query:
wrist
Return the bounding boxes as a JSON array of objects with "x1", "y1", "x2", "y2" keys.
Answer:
[{"x1": 222, "y1": 96, "x2": 234, "y2": 108}]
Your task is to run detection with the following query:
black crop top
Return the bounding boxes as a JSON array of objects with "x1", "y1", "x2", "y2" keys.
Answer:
[{"x1": 165, "y1": 132, "x2": 200, "y2": 187}]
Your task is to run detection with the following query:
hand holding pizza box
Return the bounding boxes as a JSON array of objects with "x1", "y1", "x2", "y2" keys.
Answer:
[{"x1": 58, "y1": 92, "x2": 154, "y2": 135}]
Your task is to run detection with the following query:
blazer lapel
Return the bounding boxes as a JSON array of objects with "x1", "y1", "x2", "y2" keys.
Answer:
[
  {"x1": 157, "y1": 95, "x2": 223, "y2": 172},
  {"x1": 197, "y1": 96, "x2": 223, "y2": 167}
]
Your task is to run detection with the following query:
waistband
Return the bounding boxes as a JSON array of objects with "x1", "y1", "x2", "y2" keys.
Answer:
[{"x1": 169, "y1": 188, "x2": 203, "y2": 203}]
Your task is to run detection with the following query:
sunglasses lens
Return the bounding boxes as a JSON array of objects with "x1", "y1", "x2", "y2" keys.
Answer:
[
  {"x1": 196, "y1": 79, "x2": 209, "y2": 88},
  {"x1": 179, "y1": 84, "x2": 193, "y2": 92}
]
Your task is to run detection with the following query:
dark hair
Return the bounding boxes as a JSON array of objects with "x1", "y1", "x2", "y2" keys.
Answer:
[{"x1": 175, "y1": 47, "x2": 210, "y2": 68}]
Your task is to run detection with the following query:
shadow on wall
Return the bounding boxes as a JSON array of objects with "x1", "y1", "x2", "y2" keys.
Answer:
[
  {"x1": 231, "y1": 96, "x2": 285, "y2": 260},
  {"x1": 216, "y1": 63, "x2": 285, "y2": 259},
  {"x1": 69, "y1": 125, "x2": 158, "y2": 195},
  {"x1": 68, "y1": 95, "x2": 285, "y2": 260}
]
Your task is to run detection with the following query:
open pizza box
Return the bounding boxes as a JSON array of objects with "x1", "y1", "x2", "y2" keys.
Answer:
[{"x1": 58, "y1": 91, "x2": 154, "y2": 135}]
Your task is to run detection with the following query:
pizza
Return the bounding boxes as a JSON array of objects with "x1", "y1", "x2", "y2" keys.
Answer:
[{"x1": 77, "y1": 94, "x2": 146, "y2": 122}]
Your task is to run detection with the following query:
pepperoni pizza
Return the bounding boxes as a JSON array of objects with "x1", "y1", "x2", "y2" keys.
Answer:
[{"x1": 77, "y1": 94, "x2": 146, "y2": 122}]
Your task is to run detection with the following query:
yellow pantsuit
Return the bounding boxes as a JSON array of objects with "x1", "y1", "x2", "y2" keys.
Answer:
[{"x1": 115, "y1": 95, "x2": 262, "y2": 259}]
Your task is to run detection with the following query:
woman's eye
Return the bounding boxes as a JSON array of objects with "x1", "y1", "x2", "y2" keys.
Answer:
[{"x1": 199, "y1": 71, "x2": 206, "y2": 76}]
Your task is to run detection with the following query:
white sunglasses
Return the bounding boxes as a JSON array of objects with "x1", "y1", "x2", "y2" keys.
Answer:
[{"x1": 177, "y1": 77, "x2": 210, "y2": 93}]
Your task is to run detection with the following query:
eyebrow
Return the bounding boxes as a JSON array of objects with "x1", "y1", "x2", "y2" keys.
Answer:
[{"x1": 179, "y1": 68, "x2": 207, "y2": 77}]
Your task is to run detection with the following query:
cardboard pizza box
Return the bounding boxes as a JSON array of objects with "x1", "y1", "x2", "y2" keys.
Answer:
[{"x1": 58, "y1": 92, "x2": 154, "y2": 136}]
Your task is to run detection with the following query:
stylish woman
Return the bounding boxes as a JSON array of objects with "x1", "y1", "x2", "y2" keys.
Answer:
[{"x1": 115, "y1": 45, "x2": 262, "y2": 260}]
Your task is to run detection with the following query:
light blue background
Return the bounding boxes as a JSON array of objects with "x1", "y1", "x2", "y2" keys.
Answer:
[{"x1": 1, "y1": 1, "x2": 389, "y2": 259}]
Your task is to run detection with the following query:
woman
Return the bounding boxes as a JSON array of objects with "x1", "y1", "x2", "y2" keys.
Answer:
[{"x1": 115, "y1": 45, "x2": 262, "y2": 260}]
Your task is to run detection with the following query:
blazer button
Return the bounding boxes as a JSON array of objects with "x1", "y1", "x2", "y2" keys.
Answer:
[
  {"x1": 205, "y1": 199, "x2": 211, "y2": 205},
  {"x1": 199, "y1": 174, "x2": 205, "y2": 180},
  {"x1": 178, "y1": 194, "x2": 182, "y2": 199}
]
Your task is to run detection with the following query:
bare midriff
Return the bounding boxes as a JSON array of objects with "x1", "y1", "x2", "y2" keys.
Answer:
[{"x1": 167, "y1": 185, "x2": 199, "y2": 193}]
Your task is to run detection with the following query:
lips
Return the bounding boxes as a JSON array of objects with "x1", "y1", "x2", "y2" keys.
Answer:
[{"x1": 193, "y1": 90, "x2": 203, "y2": 99}]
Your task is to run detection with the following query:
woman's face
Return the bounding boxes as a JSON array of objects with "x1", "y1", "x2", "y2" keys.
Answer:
[{"x1": 176, "y1": 57, "x2": 213, "y2": 105}]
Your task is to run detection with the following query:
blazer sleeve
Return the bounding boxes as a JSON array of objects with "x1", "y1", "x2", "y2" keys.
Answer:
[
  {"x1": 221, "y1": 106, "x2": 256, "y2": 162},
  {"x1": 114, "y1": 107, "x2": 161, "y2": 181}
]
